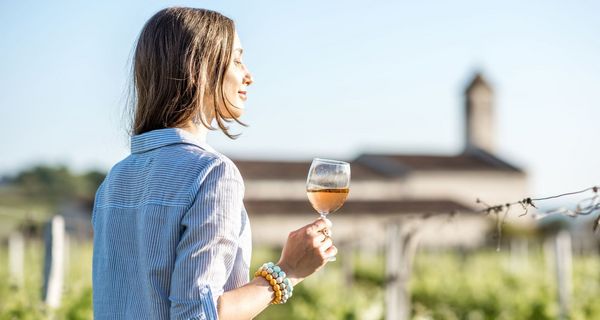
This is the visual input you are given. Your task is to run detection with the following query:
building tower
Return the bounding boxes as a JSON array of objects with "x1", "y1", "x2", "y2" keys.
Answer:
[{"x1": 465, "y1": 73, "x2": 494, "y2": 153}]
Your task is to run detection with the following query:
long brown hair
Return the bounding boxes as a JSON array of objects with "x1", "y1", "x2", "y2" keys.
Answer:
[{"x1": 129, "y1": 7, "x2": 243, "y2": 138}]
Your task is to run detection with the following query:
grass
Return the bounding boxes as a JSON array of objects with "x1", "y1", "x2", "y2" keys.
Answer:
[
  {"x1": 0, "y1": 239, "x2": 93, "y2": 320},
  {"x1": 1, "y1": 241, "x2": 599, "y2": 319}
]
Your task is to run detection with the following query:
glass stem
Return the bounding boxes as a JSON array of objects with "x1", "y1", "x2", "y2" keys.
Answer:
[
  {"x1": 319, "y1": 212, "x2": 331, "y2": 238},
  {"x1": 319, "y1": 213, "x2": 336, "y2": 262}
]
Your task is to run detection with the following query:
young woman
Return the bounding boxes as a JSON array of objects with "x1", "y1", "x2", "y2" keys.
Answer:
[{"x1": 92, "y1": 7, "x2": 336, "y2": 320}]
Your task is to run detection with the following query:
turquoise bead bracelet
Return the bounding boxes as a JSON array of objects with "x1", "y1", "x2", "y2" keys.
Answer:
[{"x1": 254, "y1": 262, "x2": 294, "y2": 304}]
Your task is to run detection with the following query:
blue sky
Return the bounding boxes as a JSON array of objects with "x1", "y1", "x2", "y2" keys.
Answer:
[{"x1": 1, "y1": 0, "x2": 599, "y2": 197}]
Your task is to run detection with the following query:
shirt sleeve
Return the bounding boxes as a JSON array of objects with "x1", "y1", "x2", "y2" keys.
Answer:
[{"x1": 169, "y1": 159, "x2": 244, "y2": 320}]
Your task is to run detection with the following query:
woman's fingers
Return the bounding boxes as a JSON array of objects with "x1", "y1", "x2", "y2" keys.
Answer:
[
  {"x1": 319, "y1": 237, "x2": 333, "y2": 251},
  {"x1": 279, "y1": 218, "x2": 337, "y2": 279},
  {"x1": 306, "y1": 219, "x2": 327, "y2": 235},
  {"x1": 306, "y1": 218, "x2": 332, "y2": 236},
  {"x1": 312, "y1": 232, "x2": 326, "y2": 246},
  {"x1": 323, "y1": 245, "x2": 338, "y2": 260}
]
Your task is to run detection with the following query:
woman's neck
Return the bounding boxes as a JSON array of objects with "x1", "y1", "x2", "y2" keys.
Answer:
[{"x1": 180, "y1": 121, "x2": 210, "y2": 143}]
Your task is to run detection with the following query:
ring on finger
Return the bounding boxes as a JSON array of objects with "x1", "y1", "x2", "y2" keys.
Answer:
[{"x1": 318, "y1": 233, "x2": 328, "y2": 243}]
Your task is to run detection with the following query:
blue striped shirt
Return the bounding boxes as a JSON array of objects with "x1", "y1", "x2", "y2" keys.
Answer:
[{"x1": 92, "y1": 128, "x2": 252, "y2": 320}]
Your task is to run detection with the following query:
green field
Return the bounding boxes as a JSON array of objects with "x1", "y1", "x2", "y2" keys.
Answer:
[{"x1": 1, "y1": 242, "x2": 599, "y2": 320}]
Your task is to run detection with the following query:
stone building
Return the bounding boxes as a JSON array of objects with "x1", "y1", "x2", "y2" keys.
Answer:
[{"x1": 235, "y1": 73, "x2": 528, "y2": 249}]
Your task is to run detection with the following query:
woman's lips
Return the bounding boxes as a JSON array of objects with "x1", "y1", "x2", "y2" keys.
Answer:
[{"x1": 238, "y1": 91, "x2": 247, "y2": 100}]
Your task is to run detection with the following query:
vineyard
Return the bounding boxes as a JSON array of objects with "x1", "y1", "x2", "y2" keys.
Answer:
[{"x1": 1, "y1": 240, "x2": 599, "y2": 320}]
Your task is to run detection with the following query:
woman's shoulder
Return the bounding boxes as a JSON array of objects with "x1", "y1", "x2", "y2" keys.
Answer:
[
  {"x1": 174, "y1": 145, "x2": 244, "y2": 200},
  {"x1": 173, "y1": 143, "x2": 239, "y2": 172},
  {"x1": 165, "y1": 143, "x2": 243, "y2": 185},
  {"x1": 96, "y1": 144, "x2": 243, "y2": 208}
]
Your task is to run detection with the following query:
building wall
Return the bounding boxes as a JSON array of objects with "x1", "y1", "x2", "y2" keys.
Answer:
[
  {"x1": 244, "y1": 180, "x2": 404, "y2": 201},
  {"x1": 403, "y1": 171, "x2": 528, "y2": 205},
  {"x1": 244, "y1": 170, "x2": 528, "y2": 206},
  {"x1": 244, "y1": 169, "x2": 529, "y2": 247}
]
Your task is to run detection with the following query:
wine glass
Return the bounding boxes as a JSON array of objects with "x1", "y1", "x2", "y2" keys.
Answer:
[{"x1": 306, "y1": 158, "x2": 351, "y2": 261}]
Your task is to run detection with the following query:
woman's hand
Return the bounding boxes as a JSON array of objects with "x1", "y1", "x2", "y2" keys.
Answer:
[
  {"x1": 218, "y1": 218, "x2": 336, "y2": 319},
  {"x1": 277, "y1": 218, "x2": 337, "y2": 285}
]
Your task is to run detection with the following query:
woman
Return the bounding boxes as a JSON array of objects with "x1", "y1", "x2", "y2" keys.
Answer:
[{"x1": 92, "y1": 7, "x2": 336, "y2": 320}]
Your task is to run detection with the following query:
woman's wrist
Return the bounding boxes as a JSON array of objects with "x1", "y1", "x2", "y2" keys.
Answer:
[
  {"x1": 276, "y1": 260, "x2": 303, "y2": 286},
  {"x1": 254, "y1": 262, "x2": 295, "y2": 304}
]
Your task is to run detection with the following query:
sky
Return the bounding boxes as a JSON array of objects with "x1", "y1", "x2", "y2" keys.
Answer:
[{"x1": 1, "y1": 0, "x2": 599, "y2": 197}]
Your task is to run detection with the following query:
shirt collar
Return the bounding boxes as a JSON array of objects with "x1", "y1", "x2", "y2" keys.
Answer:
[{"x1": 130, "y1": 128, "x2": 214, "y2": 154}]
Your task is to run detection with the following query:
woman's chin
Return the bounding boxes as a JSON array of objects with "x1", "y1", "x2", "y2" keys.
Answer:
[
  {"x1": 219, "y1": 102, "x2": 245, "y2": 120},
  {"x1": 228, "y1": 105, "x2": 244, "y2": 119}
]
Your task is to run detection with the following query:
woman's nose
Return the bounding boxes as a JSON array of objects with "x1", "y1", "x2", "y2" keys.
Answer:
[{"x1": 244, "y1": 70, "x2": 253, "y2": 86}]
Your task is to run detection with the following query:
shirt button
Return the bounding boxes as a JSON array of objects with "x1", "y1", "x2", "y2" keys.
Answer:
[
  {"x1": 201, "y1": 287, "x2": 209, "y2": 295},
  {"x1": 199, "y1": 313, "x2": 206, "y2": 320}
]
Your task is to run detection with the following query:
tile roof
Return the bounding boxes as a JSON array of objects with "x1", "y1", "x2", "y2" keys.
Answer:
[
  {"x1": 233, "y1": 160, "x2": 390, "y2": 180},
  {"x1": 233, "y1": 148, "x2": 523, "y2": 181},
  {"x1": 356, "y1": 148, "x2": 523, "y2": 175}
]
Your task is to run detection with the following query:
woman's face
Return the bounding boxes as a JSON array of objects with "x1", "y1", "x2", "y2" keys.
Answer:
[{"x1": 221, "y1": 32, "x2": 253, "y2": 119}]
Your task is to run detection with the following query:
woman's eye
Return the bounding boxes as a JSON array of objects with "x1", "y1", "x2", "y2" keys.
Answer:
[{"x1": 234, "y1": 60, "x2": 243, "y2": 66}]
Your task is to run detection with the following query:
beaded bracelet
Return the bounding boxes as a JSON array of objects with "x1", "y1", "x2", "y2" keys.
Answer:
[{"x1": 254, "y1": 262, "x2": 294, "y2": 304}]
